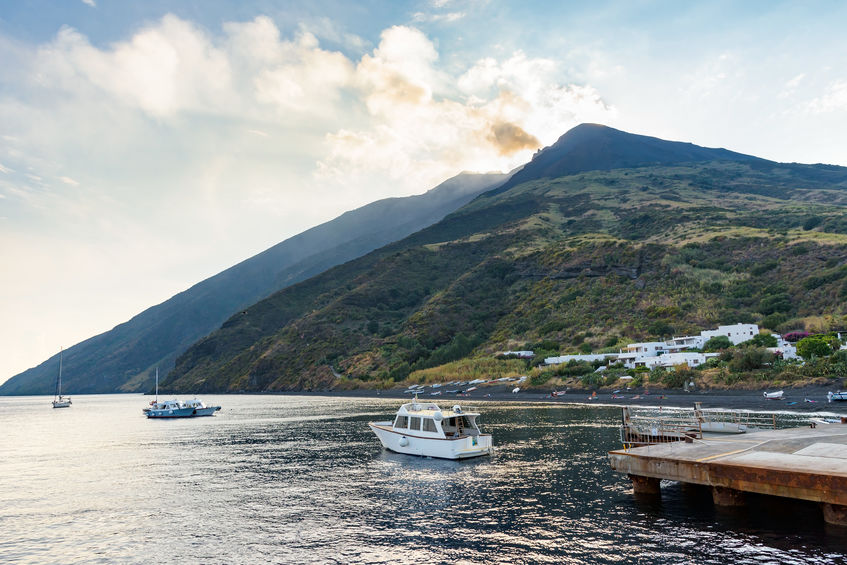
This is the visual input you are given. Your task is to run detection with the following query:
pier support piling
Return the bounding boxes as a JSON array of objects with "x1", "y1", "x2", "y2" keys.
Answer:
[
  {"x1": 712, "y1": 486, "x2": 745, "y2": 507},
  {"x1": 822, "y1": 503, "x2": 847, "y2": 526},
  {"x1": 630, "y1": 474, "x2": 661, "y2": 495}
]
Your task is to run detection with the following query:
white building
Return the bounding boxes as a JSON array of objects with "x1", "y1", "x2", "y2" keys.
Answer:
[
  {"x1": 543, "y1": 323, "x2": 762, "y2": 370},
  {"x1": 664, "y1": 335, "x2": 706, "y2": 352},
  {"x1": 616, "y1": 324, "x2": 760, "y2": 368},
  {"x1": 616, "y1": 342, "x2": 667, "y2": 366},
  {"x1": 544, "y1": 353, "x2": 619, "y2": 365},
  {"x1": 769, "y1": 337, "x2": 799, "y2": 360},
  {"x1": 701, "y1": 323, "x2": 759, "y2": 345},
  {"x1": 633, "y1": 352, "x2": 715, "y2": 369}
]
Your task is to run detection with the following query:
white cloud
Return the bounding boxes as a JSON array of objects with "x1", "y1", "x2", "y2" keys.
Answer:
[
  {"x1": 81, "y1": 0, "x2": 95, "y2": 6},
  {"x1": 806, "y1": 80, "x2": 847, "y2": 114},
  {"x1": 319, "y1": 28, "x2": 615, "y2": 194},
  {"x1": 296, "y1": 19, "x2": 367, "y2": 52},
  {"x1": 0, "y1": 15, "x2": 615, "y2": 381},
  {"x1": 412, "y1": 11, "x2": 466, "y2": 23}
]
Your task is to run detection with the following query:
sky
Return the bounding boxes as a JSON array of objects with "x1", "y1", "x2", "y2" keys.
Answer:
[{"x1": 2, "y1": 0, "x2": 847, "y2": 384}]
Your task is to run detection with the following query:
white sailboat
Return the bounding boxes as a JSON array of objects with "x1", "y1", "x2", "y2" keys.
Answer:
[{"x1": 52, "y1": 347, "x2": 72, "y2": 408}]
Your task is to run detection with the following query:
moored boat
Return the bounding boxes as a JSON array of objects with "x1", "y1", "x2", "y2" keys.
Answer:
[
  {"x1": 763, "y1": 390, "x2": 784, "y2": 399},
  {"x1": 369, "y1": 396, "x2": 493, "y2": 459},
  {"x1": 144, "y1": 399, "x2": 196, "y2": 418},
  {"x1": 828, "y1": 391, "x2": 847, "y2": 402},
  {"x1": 52, "y1": 347, "x2": 72, "y2": 409},
  {"x1": 142, "y1": 368, "x2": 221, "y2": 418}
]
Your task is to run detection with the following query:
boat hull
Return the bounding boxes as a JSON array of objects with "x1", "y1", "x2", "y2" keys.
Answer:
[
  {"x1": 193, "y1": 406, "x2": 221, "y2": 416},
  {"x1": 146, "y1": 407, "x2": 196, "y2": 418},
  {"x1": 52, "y1": 401, "x2": 71, "y2": 409},
  {"x1": 369, "y1": 422, "x2": 492, "y2": 460}
]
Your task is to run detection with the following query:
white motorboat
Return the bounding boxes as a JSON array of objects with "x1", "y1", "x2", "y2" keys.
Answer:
[
  {"x1": 144, "y1": 398, "x2": 221, "y2": 418},
  {"x1": 52, "y1": 347, "x2": 72, "y2": 409},
  {"x1": 763, "y1": 390, "x2": 783, "y2": 399},
  {"x1": 143, "y1": 369, "x2": 221, "y2": 418},
  {"x1": 144, "y1": 399, "x2": 195, "y2": 418},
  {"x1": 828, "y1": 391, "x2": 847, "y2": 402},
  {"x1": 369, "y1": 396, "x2": 493, "y2": 459}
]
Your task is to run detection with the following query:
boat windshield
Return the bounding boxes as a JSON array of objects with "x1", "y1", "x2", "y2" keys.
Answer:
[{"x1": 441, "y1": 415, "x2": 479, "y2": 437}]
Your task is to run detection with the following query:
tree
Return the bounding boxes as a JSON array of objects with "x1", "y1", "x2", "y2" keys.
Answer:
[
  {"x1": 796, "y1": 337, "x2": 833, "y2": 360},
  {"x1": 728, "y1": 348, "x2": 774, "y2": 372},
  {"x1": 703, "y1": 335, "x2": 732, "y2": 352},
  {"x1": 743, "y1": 333, "x2": 777, "y2": 348}
]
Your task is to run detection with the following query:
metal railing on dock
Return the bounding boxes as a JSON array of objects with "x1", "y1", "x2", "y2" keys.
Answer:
[
  {"x1": 620, "y1": 406, "x2": 701, "y2": 448},
  {"x1": 619, "y1": 403, "x2": 781, "y2": 450}
]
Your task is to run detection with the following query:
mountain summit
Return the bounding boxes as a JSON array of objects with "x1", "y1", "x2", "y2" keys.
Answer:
[{"x1": 487, "y1": 123, "x2": 762, "y2": 196}]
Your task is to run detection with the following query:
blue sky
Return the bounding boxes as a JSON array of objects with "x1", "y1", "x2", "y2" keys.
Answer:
[{"x1": 2, "y1": 0, "x2": 847, "y2": 383}]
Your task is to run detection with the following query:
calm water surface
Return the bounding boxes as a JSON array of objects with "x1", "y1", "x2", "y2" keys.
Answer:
[{"x1": 1, "y1": 394, "x2": 845, "y2": 564}]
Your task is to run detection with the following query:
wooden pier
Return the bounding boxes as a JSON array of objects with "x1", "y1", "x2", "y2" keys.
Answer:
[{"x1": 609, "y1": 415, "x2": 847, "y2": 525}]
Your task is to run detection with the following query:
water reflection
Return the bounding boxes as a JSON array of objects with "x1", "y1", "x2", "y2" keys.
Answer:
[{"x1": 0, "y1": 395, "x2": 844, "y2": 564}]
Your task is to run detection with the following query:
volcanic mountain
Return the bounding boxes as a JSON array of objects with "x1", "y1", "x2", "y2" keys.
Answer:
[{"x1": 159, "y1": 124, "x2": 847, "y2": 393}]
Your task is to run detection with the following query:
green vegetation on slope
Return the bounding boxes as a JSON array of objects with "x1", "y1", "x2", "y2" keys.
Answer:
[{"x1": 163, "y1": 160, "x2": 847, "y2": 393}]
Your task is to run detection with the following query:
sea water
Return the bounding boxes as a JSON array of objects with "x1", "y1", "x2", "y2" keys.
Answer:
[{"x1": 1, "y1": 394, "x2": 845, "y2": 564}]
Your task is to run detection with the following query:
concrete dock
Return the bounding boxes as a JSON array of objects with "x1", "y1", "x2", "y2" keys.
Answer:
[{"x1": 609, "y1": 421, "x2": 847, "y2": 525}]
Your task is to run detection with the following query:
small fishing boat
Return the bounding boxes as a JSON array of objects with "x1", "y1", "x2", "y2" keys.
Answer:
[
  {"x1": 369, "y1": 395, "x2": 493, "y2": 459},
  {"x1": 763, "y1": 390, "x2": 784, "y2": 399},
  {"x1": 828, "y1": 391, "x2": 847, "y2": 402},
  {"x1": 52, "y1": 347, "x2": 72, "y2": 409}
]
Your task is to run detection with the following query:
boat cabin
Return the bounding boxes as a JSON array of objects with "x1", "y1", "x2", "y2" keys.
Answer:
[{"x1": 391, "y1": 399, "x2": 483, "y2": 439}]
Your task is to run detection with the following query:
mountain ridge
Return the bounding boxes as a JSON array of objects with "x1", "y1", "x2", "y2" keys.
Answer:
[
  {"x1": 0, "y1": 171, "x2": 508, "y2": 395},
  {"x1": 159, "y1": 125, "x2": 847, "y2": 393},
  {"x1": 485, "y1": 123, "x2": 764, "y2": 197}
]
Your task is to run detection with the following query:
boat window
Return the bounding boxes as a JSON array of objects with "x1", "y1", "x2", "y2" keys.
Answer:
[
  {"x1": 394, "y1": 415, "x2": 408, "y2": 429},
  {"x1": 422, "y1": 418, "x2": 437, "y2": 433},
  {"x1": 409, "y1": 417, "x2": 421, "y2": 431}
]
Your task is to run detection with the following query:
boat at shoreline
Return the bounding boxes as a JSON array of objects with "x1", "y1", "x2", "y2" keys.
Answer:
[
  {"x1": 828, "y1": 391, "x2": 846, "y2": 402},
  {"x1": 369, "y1": 395, "x2": 493, "y2": 459},
  {"x1": 52, "y1": 347, "x2": 71, "y2": 409},
  {"x1": 763, "y1": 390, "x2": 784, "y2": 399}
]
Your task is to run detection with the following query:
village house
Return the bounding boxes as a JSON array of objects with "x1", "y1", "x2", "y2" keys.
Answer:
[{"x1": 544, "y1": 323, "x2": 766, "y2": 370}]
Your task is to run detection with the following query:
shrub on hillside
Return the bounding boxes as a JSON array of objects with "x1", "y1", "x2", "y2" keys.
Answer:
[
  {"x1": 741, "y1": 333, "x2": 778, "y2": 348},
  {"x1": 728, "y1": 348, "x2": 774, "y2": 372},
  {"x1": 661, "y1": 367, "x2": 690, "y2": 388},
  {"x1": 761, "y1": 313, "x2": 788, "y2": 331},
  {"x1": 783, "y1": 331, "x2": 809, "y2": 342},
  {"x1": 796, "y1": 336, "x2": 833, "y2": 359},
  {"x1": 703, "y1": 335, "x2": 732, "y2": 352},
  {"x1": 759, "y1": 293, "x2": 792, "y2": 315}
]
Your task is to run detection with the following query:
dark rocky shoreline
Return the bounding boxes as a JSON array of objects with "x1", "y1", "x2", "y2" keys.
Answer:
[{"x1": 293, "y1": 383, "x2": 847, "y2": 414}]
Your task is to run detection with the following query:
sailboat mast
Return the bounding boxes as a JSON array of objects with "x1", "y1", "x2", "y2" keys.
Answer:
[
  {"x1": 56, "y1": 347, "x2": 63, "y2": 398},
  {"x1": 155, "y1": 367, "x2": 159, "y2": 402}
]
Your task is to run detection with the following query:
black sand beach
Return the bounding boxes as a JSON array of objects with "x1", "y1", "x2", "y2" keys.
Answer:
[{"x1": 302, "y1": 383, "x2": 847, "y2": 414}]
